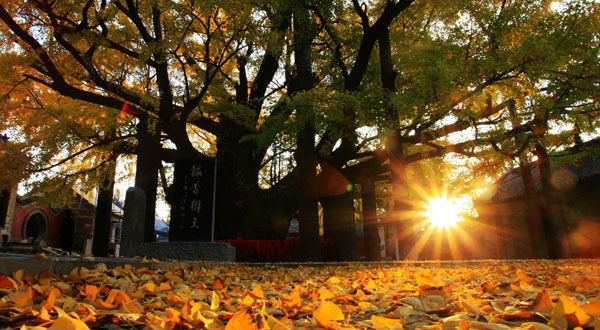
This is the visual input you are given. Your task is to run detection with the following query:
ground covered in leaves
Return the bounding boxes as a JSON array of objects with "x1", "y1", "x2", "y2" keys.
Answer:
[{"x1": 0, "y1": 259, "x2": 599, "y2": 330}]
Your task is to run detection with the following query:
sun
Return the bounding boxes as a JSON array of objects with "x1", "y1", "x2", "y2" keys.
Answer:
[{"x1": 423, "y1": 197, "x2": 464, "y2": 229}]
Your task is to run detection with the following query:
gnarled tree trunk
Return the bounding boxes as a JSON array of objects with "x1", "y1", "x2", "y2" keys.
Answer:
[
  {"x1": 361, "y1": 179, "x2": 381, "y2": 261},
  {"x1": 135, "y1": 119, "x2": 162, "y2": 243},
  {"x1": 321, "y1": 192, "x2": 357, "y2": 261},
  {"x1": 534, "y1": 142, "x2": 570, "y2": 259},
  {"x1": 518, "y1": 159, "x2": 548, "y2": 258}
]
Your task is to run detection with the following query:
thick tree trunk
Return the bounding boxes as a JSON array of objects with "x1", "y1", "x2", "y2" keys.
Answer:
[
  {"x1": 214, "y1": 129, "x2": 252, "y2": 239},
  {"x1": 296, "y1": 143, "x2": 321, "y2": 261},
  {"x1": 534, "y1": 143, "x2": 570, "y2": 258},
  {"x1": 212, "y1": 124, "x2": 290, "y2": 240},
  {"x1": 387, "y1": 138, "x2": 413, "y2": 259},
  {"x1": 291, "y1": 2, "x2": 321, "y2": 261},
  {"x1": 379, "y1": 26, "x2": 413, "y2": 259},
  {"x1": 135, "y1": 119, "x2": 162, "y2": 243},
  {"x1": 321, "y1": 192, "x2": 357, "y2": 261},
  {"x1": 518, "y1": 160, "x2": 548, "y2": 258},
  {"x1": 361, "y1": 179, "x2": 381, "y2": 261},
  {"x1": 209, "y1": 10, "x2": 291, "y2": 241},
  {"x1": 92, "y1": 164, "x2": 115, "y2": 257}
]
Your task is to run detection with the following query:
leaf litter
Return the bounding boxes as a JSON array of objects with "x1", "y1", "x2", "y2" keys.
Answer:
[{"x1": 0, "y1": 260, "x2": 598, "y2": 329}]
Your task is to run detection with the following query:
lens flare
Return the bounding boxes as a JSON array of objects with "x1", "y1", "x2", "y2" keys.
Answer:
[{"x1": 423, "y1": 197, "x2": 464, "y2": 229}]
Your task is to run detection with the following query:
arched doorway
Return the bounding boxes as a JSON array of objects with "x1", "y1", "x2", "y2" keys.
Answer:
[{"x1": 23, "y1": 210, "x2": 48, "y2": 242}]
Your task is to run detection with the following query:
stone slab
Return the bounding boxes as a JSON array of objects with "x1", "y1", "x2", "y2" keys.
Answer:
[
  {"x1": 120, "y1": 187, "x2": 146, "y2": 257},
  {"x1": 137, "y1": 242, "x2": 235, "y2": 261},
  {"x1": 0, "y1": 257, "x2": 54, "y2": 275}
]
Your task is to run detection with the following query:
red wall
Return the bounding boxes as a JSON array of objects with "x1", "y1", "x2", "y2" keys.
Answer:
[{"x1": 10, "y1": 205, "x2": 63, "y2": 248}]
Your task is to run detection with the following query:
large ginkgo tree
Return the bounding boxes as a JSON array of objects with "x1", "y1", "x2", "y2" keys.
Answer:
[{"x1": 1, "y1": 0, "x2": 598, "y2": 260}]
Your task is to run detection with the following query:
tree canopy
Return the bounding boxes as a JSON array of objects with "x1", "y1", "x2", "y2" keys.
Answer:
[{"x1": 1, "y1": 0, "x2": 598, "y2": 259}]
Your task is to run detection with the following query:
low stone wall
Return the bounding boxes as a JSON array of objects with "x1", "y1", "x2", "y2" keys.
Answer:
[{"x1": 136, "y1": 242, "x2": 235, "y2": 262}]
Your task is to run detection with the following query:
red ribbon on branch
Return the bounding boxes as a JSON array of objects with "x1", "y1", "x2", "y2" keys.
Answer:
[{"x1": 120, "y1": 102, "x2": 140, "y2": 118}]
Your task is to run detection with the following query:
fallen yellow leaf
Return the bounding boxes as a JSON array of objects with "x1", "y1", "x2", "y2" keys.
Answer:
[
  {"x1": 13, "y1": 269, "x2": 23, "y2": 283},
  {"x1": 265, "y1": 314, "x2": 294, "y2": 330},
  {"x1": 43, "y1": 286, "x2": 60, "y2": 310},
  {"x1": 314, "y1": 300, "x2": 344, "y2": 329},
  {"x1": 372, "y1": 315, "x2": 403, "y2": 329},
  {"x1": 93, "y1": 299, "x2": 115, "y2": 310},
  {"x1": 423, "y1": 295, "x2": 446, "y2": 312},
  {"x1": 83, "y1": 284, "x2": 98, "y2": 303},
  {"x1": 158, "y1": 282, "x2": 172, "y2": 292},
  {"x1": 365, "y1": 280, "x2": 377, "y2": 291},
  {"x1": 38, "y1": 269, "x2": 52, "y2": 286},
  {"x1": 225, "y1": 307, "x2": 257, "y2": 330},
  {"x1": 212, "y1": 278, "x2": 224, "y2": 291},
  {"x1": 48, "y1": 315, "x2": 90, "y2": 330},
  {"x1": 6, "y1": 287, "x2": 33, "y2": 308},
  {"x1": 62, "y1": 296, "x2": 78, "y2": 312},
  {"x1": 529, "y1": 289, "x2": 554, "y2": 314},
  {"x1": 460, "y1": 295, "x2": 480, "y2": 315},
  {"x1": 165, "y1": 307, "x2": 181, "y2": 322},
  {"x1": 38, "y1": 307, "x2": 51, "y2": 321},
  {"x1": 251, "y1": 285, "x2": 265, "y2": 299},
  {"x1": 0, "y1": 274, "x2": 17, "y2": 289},
  {"x1": 582, "y1": 302, "x2": 600, "y2": 317},
  {"x1": 520, "y1": 322, "x2": 555, "y2": 330},
  {"x1": 210, "y1": 290, "x2": 220, "y2": 311},
  {"x1": 123, "y1": 300, "x2": 144, "y2": 313},
  {"x1": 240, "y1": 293, "x2": 255, "y2": 306},
  {"x1": 318, "y1": 287, "x2": 335, "y2": 300},
  {"x1": 284, "y1": 290, "x2": 302, "y2": 309},
  {"x1": 552, "y1": 295, "x2": 590, "y2": 327},
  {"x1": 140, "y1": 281, "x2": 156, "y2": 293}
]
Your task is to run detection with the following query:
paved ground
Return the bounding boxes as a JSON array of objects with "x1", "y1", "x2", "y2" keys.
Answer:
[{"x1": 1, "y1": 252, "x2": 597, "y2": 276}]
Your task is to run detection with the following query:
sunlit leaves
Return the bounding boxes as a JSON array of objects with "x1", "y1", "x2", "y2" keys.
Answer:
[
  {"x1": 0, "y1": 0, "x2": 260, "y2": 202},
  {"x1": 1, "y1": 0, "x2": 598, "y2": 218}
]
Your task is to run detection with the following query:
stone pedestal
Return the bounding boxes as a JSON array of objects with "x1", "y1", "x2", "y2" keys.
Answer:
[
  {"x1": 83, "y1": 239, "x2": 93, "y2": 256},
  {"x1": 120, "y1": 187, "x2": 146, "y2": 257},
  {"x1": 137, "y1": 242, "x2": 235, "y2": 261}
]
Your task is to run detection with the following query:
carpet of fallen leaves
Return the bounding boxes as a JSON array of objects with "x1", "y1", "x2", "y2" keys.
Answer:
[{"x1": 0, "y1": 259, "x2": 599, "y2": 330}]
